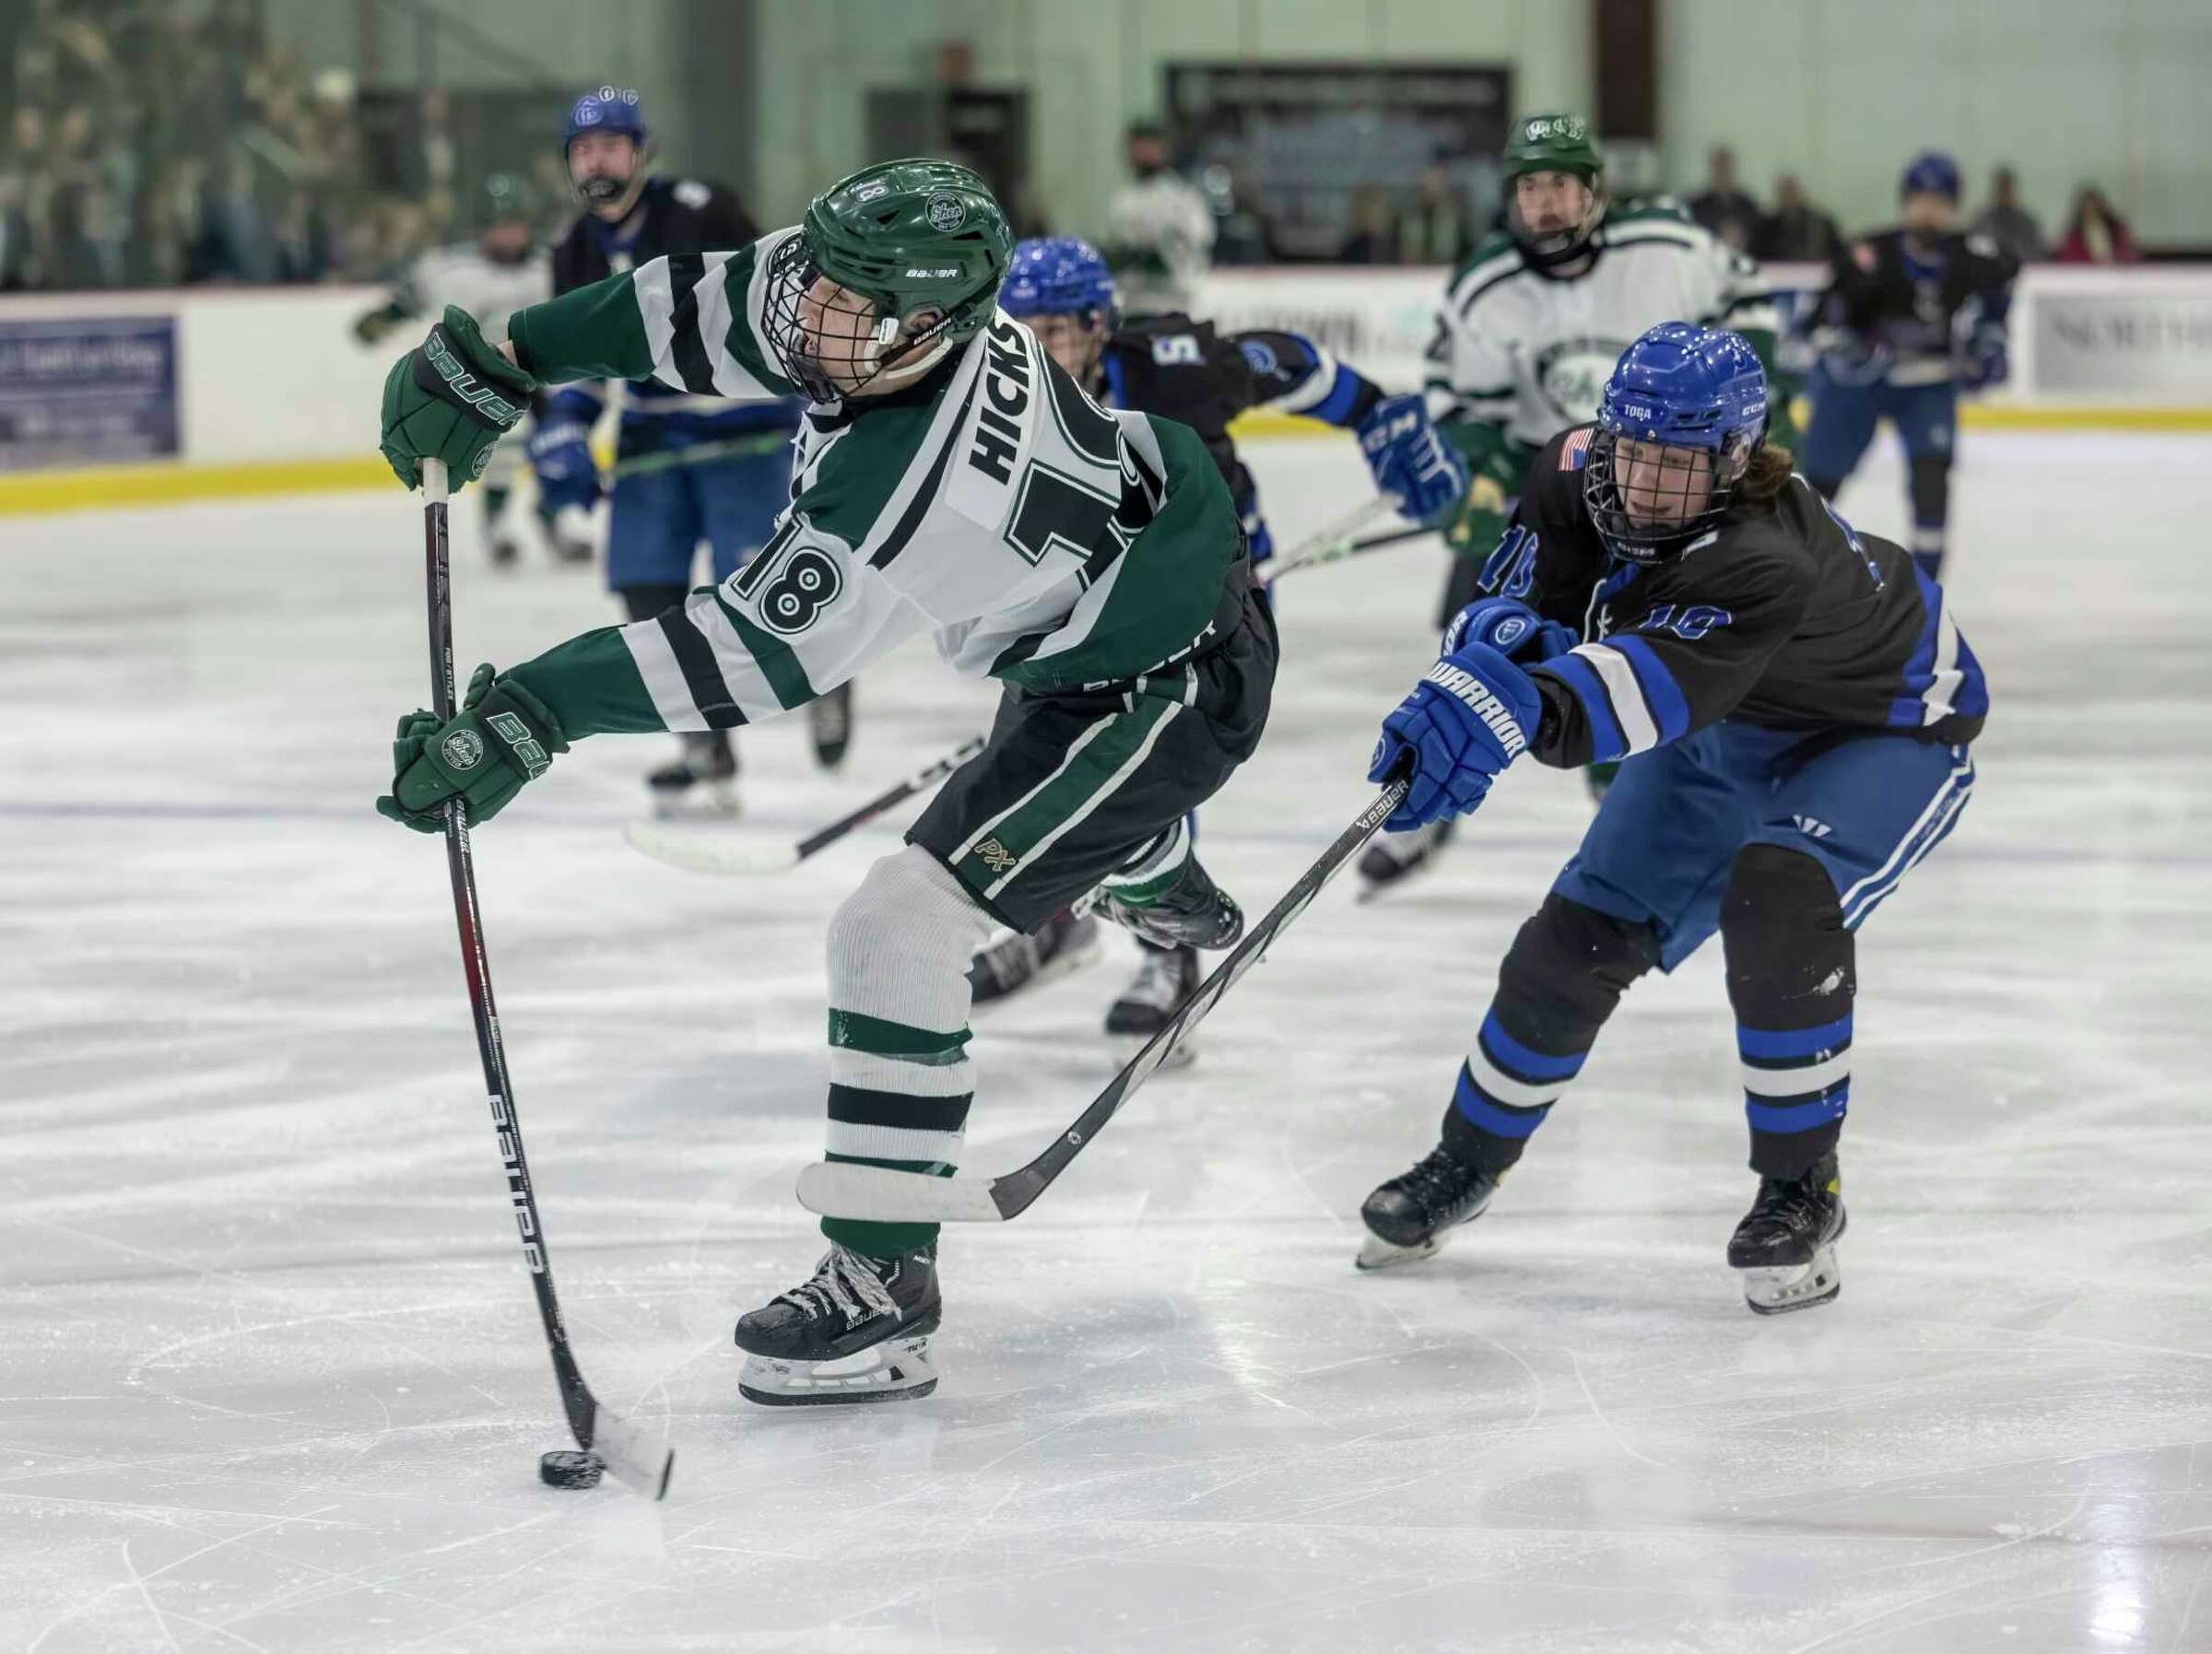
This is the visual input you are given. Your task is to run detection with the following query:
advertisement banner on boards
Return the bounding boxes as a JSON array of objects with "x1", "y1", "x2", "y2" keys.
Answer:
[
  {"x1": 0, "y1": 315, "x2": 180, "y2": 469},
  {"x1": 2028, "y1": 287, "x2": 2212, "y2": 396}
]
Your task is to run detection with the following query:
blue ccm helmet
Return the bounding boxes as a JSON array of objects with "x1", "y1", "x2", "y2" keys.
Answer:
[
  {"x1": 1900, "y1": 150, "x2": 1961, "y2": 203},
  {"x1": 1000, "y1": 236, "x2": 1119, "y2": 324},
  {"x1": 1583, "y1": 322, "x2": 1770, "y2": 564}
]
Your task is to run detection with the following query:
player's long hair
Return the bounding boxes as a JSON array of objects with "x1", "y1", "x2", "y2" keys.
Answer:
[{"x1": 1735, "y1": 442, "x2": 1796, "y2": 508}]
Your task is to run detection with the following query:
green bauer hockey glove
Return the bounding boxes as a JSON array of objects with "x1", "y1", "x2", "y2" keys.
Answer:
[
  {"x1": 377, "y1": 664, "x2": 569, "y2": 833},
  {"x1": 380, "y1": 305, "x2": 538, "y2": 491}
]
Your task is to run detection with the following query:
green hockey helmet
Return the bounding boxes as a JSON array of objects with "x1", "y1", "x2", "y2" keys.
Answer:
[
  {"x1": 1501, "y1": 112, "x2": 1605, "y2": 183},
  {"x1": 1501, "y1": 113, "x2": 1607, "y2": 268},
  {"x1": 766, "y1": 157, "x2": 1013, "y2": 402}
]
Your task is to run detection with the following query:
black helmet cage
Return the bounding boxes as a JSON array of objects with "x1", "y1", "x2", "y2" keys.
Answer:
[
  {"x1": 1583, "y1": 426, "x2": 1757, "y2": 565},
  {"x1": 763, "y1": 232, "x2": 994, "y2": 405}
]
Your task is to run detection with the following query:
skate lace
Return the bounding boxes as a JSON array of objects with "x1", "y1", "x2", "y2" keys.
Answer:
[
  {"x1": 1398, "y1": 1147, "x2": 1472, "y2": 1214},
  {"x1": 775, "y1": 1245, "x2": 901, "y2": 1328}
]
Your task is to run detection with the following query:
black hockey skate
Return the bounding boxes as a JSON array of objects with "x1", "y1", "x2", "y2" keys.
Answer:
[
  {"x1": 1105, "y1": 941, "x2": 1198, "y2": 1038},
  {"x1": 735, "y1": 1243, "x2": 941, "y2": 1405},
  {"x1": 1357, "y1": 1142, "x2": 1500, "y2": 1271},
  {"x1": 647, "y1": 732, "x2": 739, "y2": 819},
  {"x1": 808, "y1": 681, "x2": 853, "y2": 770},
  {"x1": 1100, "y1": 860, "x2": 1243, "y2": 952},
  {"x1": 1728, "y1": 1152, "x2": 1846, "y2": 1315},
  {"x1": 967, "y1": 907, "x2": 1103, "y2": 1009},
  {"x1": 1357, "y1": 817, "x2": 1458, "y2": 897}
]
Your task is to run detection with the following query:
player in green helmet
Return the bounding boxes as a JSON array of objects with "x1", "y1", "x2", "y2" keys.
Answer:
[
  {"x1": 371, "y1": 157, "x2": 1277, "y2": 1404},
  {"x1": 1362, "y1": 112, "x2": 1793, "y2": 892}
]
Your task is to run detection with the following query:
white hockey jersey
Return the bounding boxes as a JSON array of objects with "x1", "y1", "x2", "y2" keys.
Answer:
[{"x1": 1427, "y1": 208, "x2": 1779, "y2": 452}]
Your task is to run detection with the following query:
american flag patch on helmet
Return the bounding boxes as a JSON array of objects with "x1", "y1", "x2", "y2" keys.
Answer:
[{"x1": 1559, "y1": 428, "x2": 1593, "y2": 470}]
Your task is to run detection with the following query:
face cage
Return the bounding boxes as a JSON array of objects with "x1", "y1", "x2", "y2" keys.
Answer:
[
  {"x1": 1583, "y1": 427, "x2": 1748, "y2": 564},
  {"x1": 1507, "y1": 176, "x2": 1606, "y2": 267},
  {"x1": 764, "y1": 234, "x2": 973, "y2": 404}
]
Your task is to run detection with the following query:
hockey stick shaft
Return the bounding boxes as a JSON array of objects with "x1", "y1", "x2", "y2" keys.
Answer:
[
  {"x1": 419, "y1": 458, "x2": 672, "y2": 1499},
  {"x1": 1258, "y1": 518, "x2": 1438, "y2": 585},
  {"x1": 794, "y1": 775, "x2": 1414, "y2": 1226},
  {"x1": 623, "y1": 731, "x2": 987, "y2": 877},
  {"x1": 1253, "y1": 494, "x2": 1405, "y2": 585}
]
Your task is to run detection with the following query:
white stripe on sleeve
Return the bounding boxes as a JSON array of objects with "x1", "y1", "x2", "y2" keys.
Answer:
[
  {"x1": 620, "y1": 613, "x2": 706, "y2": 732},
  {"x1": 1922, "y1": 604, "x2": 1961, "y2": 725},
  {"x1": 1570, "y1": 642, "x2": 1661, "y2": 754},
  {"x1": 631, "y1": 258, "x2": 677, "y2": 384}
]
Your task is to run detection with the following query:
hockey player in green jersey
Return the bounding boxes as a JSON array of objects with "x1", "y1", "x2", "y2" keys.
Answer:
[{"x1": 373, "y1": 158, "x2": 1277, "y2": 1404}]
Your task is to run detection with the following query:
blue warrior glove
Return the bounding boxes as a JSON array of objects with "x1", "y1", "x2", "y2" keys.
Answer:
[
  {"x1": 1368, "y1": 638, "x2": 1542, "y2": 832},
  {"x1": 527, "y1": 390, "x2": 603, "y2": 516},
  {"x1": 1442, "y1": 595, "x2": 1577, "y2": 665},
  {"x1": 1357, "y1": 393, "x2": 1470, "y2": 527}
]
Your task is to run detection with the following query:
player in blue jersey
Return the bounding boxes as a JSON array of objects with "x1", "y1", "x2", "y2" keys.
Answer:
[
  {"x1": 535, "y1": 88, "x2": 838, "y2": 814},
  {"x1": 963, "y1": 236, "x2": 1466, "y2": 1038},
  {"x1": 1356, "y1": 322, "x2": 1986, "y2": 1315},
  {"x1": 1799, "y1": 152, "x2": 2018, "y2": 581}
]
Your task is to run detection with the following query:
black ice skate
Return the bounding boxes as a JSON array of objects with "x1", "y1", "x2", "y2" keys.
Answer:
[
  {"x1": 647, "y1": 732, "x2": 739, "y2": 819},
  {"x1": 1105, "y1": 941, "x2": 1198, "y2": 1038},
  {"x1": 1728, "y1": 1152, "x2": 1846, "y2": 1315},
  {"x1": 734, "y1": 1243, "x2": 941, "y2": 1405},
  {"x1": 1357, "y1": 1142, "x2": 1500, "y2": 1271},
  {"x1": 808, "y1": 681, "x2": 853, "y2": 770},
  {"x1": 1100, "y1": 861, "x2": 1243, "y2": 952},
  {"x1": 1356, "y1": 817, "x2": 1458, "y2": 897},
  {"x1": 967, "y1": 907, "x2": 1103, "y2": 1009}
]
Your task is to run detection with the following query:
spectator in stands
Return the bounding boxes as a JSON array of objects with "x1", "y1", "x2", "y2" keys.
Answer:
[
  {"x1": 1337, "y1": 182, "x2": 1395, "y2": 264},
  {"x1": 1394, "y1": 165, "x2": 1474, "y2": 265},
  {"x1": 1103, "y1": 120, "x2": 1215, "y2": 311},
  {"x1": 1689, "y1": 145, "x2": 1761, "y2": 252},
  {"x1": 1754, "y1": 173, "x2": 1841, "y2": 262},
  {"x1": 2054, "y1": 185, "x2": 2138, "y2": 264},
  {"x1": 1971, "y1": 166, "x2": 2047, "y2": 264},
  {"x1": 0, "y1": 172, "x2": 38, "y2": 289}
]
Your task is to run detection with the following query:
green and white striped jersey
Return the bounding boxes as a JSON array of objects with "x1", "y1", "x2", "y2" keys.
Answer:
[
  {"x1": 500, "y1": 228, "x2": 1242, "y2": 739},
  {"x1": 1427, "y1": 208, "x2": 1781, "y2": 454}
]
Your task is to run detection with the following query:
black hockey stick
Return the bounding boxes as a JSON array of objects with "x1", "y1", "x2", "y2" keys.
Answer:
[
  {"x1": 622, "y1": 732, "x2": 989, "y2": 876},
  {"x1": 418, "y1": 458, "x2": 674, "y2": 1499},
  {"x1": 794, "y1": 774, "x2": 1414, "y2": 1225}
]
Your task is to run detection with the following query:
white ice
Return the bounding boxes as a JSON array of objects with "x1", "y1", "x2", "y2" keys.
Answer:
[{"x1": 3, "y1": 431, "x2": 2208, "y2": 1653}]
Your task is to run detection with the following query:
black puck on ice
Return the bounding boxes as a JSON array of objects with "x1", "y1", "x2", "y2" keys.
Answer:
[{"x1": 538, "y1": 1449, "x2": 605, "y2": 1489}]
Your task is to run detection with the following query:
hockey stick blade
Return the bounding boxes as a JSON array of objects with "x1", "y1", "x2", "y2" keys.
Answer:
[
  {"x1": 588, "y1": 1405, "x2": 677, "y2": 1499},
  {"x1": 622, "y1": 820, "x2": 801, "y2": 877},
  {"x1": 623, "y1": 733, "x2": 985, "y2": 878},
  {"x1": 795, "y1": 776, "x2": 1413, "y2": 1226}
]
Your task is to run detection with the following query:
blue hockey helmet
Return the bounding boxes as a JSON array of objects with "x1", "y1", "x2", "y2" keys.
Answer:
[
  {"x1": 1000, "y1": 237, "x2": 1118, "y2": 322},
  {"x1": 1900, "y1": 150, "x2": 1960, "y2": 203},
  {"x1": 564, "y1": 86, "x2": 648, "y2": 152},
  {"x1": 1583, "y1": 323, "x2": 1770, "y2": 563}
]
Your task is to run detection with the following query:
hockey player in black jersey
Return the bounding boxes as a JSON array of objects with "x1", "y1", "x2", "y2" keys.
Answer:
[
  {"x1": 962, "y1": 235, "x2": 1466, "y2": 1038},
  {"x1": 1799, "y1": 151, "x2": 2019, "y2": 581},
  {"x1": 1358, "y1": 322, "x2": 1986, "y2": 1314},
  {"x1": 534, "y1": 88, "x2": 835, "y2": 812}
]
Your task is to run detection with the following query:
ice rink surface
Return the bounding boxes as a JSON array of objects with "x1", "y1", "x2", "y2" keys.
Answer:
[{"x1": 4, "y1": 431, "x2": 2209, "y2": 1653}]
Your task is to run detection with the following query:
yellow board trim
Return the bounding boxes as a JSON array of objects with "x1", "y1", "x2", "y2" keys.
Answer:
[
  {"x1": 0, "y1": 456, "x2": 393, "y2": 515},
  {"x1": 1228, "y1": 405, "x2": 2212, "y2": 440},
  {"x1": 2, "y1": 402, "x2": 2209, "y2": 516}
]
